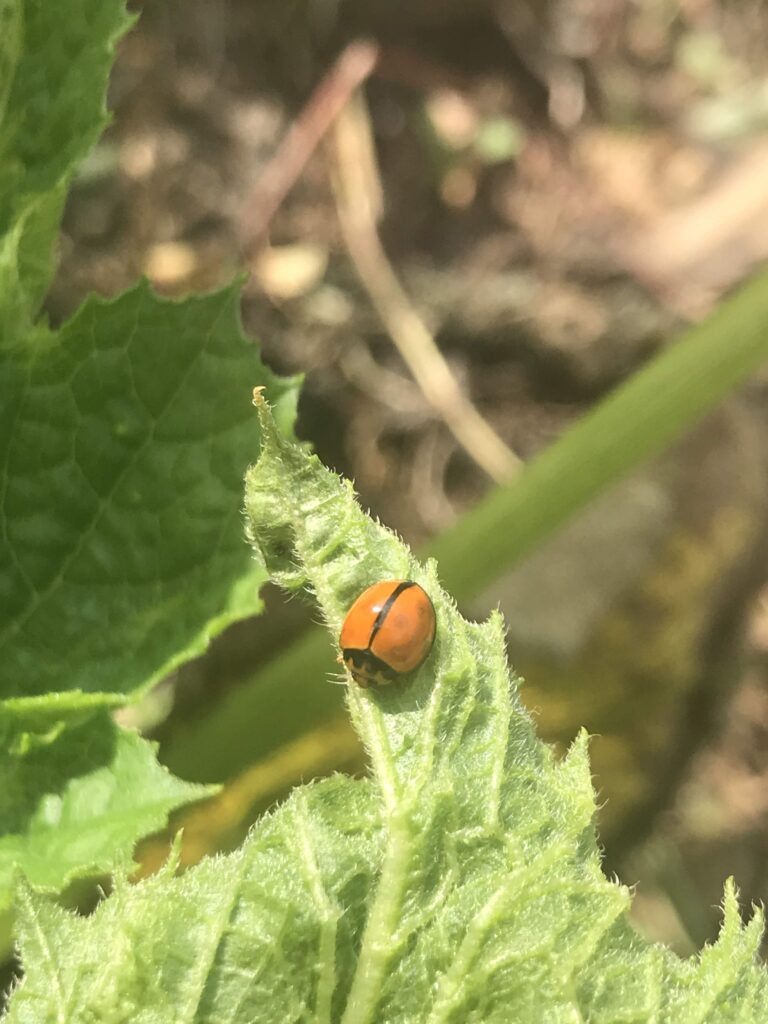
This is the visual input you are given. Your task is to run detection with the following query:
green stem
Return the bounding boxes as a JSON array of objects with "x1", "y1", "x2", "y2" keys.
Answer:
[{"x1": 428, "y1": 269, "x2": 768, "y2": 595}]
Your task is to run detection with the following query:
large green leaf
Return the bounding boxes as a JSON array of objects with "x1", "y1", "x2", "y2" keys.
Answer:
[
  {"x1": 0, "y1": 0, "x2": 131, "y2": 337},
  {"x1": 9, "y1": 396, "x2": 767, "y2": 1023},
  {"x1": 0, "y1": 0, "x2": 300, "y2": 725},
  {"x1": 0, "y1": 282, "x2": 298, "y2": 719},
  {"x1": 0, "y1": 1, "x2": 21, "y2": 131},
  {"x1": 0, "y1": 712, "x2": 214, "y2": 916},
  {"x1": 0, "y1": 0, "x2": 303, "y2": 939}
]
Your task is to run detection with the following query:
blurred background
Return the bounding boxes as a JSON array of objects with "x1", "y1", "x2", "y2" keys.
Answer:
[{"x1": 48, "y1": 0, "x2": 768, "y2": 957}]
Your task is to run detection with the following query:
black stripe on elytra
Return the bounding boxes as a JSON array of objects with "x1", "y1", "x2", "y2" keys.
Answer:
[{"x1": 366, "y1": 580, "x2": 415, "y2": 650}]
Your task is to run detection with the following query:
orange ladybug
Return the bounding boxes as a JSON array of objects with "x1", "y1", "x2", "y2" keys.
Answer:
[{"x1": 340, "y1": 580, "x2": 436, "y2": 687}]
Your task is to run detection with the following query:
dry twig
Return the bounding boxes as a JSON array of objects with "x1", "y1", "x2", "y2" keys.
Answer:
[
  {"x1": 240, "y1": 40, "x2": 379, "y2": 256},
  {"x1": 329, "y1": 91, "x2": 522, "y2": 484}
]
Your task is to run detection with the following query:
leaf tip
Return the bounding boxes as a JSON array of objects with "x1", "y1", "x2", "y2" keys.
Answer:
[
  {"x1": 162, "y1": 831, "x2": 185, "y2": 878},
  {"x1": 250, "y1": 383, "x2": 283, "y2": 452}
]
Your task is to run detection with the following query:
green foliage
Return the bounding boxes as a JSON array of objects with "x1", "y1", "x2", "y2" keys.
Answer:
[
  {"x1": 0, "y1": 0, "x2": 298, "y2": 928},
  {"x1": 0, "y1": 0, "x2": 297, "y2": 714},
  {"x1": 0, "y1": 712, "x2": 212, "y2": 914},
  {"x1": 0, "y1": 0, "x2": 131, "y2": 336},
  {"x1": 0, "y1": 1, "x2": 22, "y2": 132},
  {"x1": 9, "y1": 778, "x2": 383, "y2": 1024},
  {"x1": 0, "y1": 282, "x2": 297, "y2": 716},
  {"x1": 9, "y1": 397, "x2": 768, "y2": 1023}
]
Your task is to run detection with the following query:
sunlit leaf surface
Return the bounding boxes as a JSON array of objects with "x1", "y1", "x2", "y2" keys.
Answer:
[{"x1": 8, "y1": 398, "x2": 767, "y2": 1023}]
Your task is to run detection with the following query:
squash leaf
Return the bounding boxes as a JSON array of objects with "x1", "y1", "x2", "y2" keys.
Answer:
[{"x1": 8, "y1": 396, "x2": 767, "y2": 1024}]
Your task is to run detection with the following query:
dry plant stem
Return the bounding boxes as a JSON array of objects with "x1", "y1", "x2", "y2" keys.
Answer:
[
  {"x1": 329, "y1": 93, "x2": 522, "y2": 484},
  {"x1": 240, "y1": 40, "x2": 379, "y2": 256}
]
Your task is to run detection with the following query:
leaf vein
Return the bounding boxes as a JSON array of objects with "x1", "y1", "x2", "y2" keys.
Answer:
[{"x1": 288, "y1": 792, "x2": 341, "y2": 1024}]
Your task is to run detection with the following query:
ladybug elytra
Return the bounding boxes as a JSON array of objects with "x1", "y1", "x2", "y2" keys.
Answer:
[{"x1": 340, "y1": 580, "x2": 436, "y2": 687}]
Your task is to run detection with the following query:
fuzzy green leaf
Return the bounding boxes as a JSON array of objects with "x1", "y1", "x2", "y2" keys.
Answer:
[
  {"x1": 8, "y1": 398, "x2": 768, "y2": 1024},
  {"x1": 0, "y1": 0, "x2": 132, "y2": 337},
  {"x1": 0, "y1": 711, "x2": 214, "y2": 916},
  {"x1": 162, "y1": 269, "x2": 768, "y2": 790},
  {"x1": 0, "y1": 283, "x2": 298, "y2": 720},
  {"x1": 8, "y1": 776, "x2": 383, "y2": 1024}
]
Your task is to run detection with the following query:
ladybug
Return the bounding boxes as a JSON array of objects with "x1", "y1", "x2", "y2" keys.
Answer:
[{"x1": 340, "y1": 580, "x2": 436, "y2": 687}]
